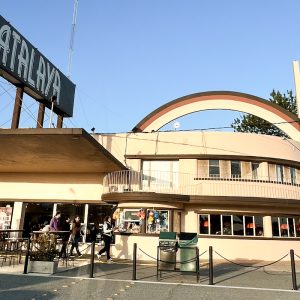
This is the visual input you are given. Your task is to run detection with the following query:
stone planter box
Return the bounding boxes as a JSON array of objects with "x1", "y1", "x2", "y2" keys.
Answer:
[{"x1": 28, "y1": 260, "x2": 58, "y2": 274}]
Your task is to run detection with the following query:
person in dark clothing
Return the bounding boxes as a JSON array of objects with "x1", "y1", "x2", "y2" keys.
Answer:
[
  {"x1": 97, "y1": 216, "x2": 114, "y2": 262},
  {"x1": 69, "y1": 216, "x2": 82, "y2": 257},
  {"x1": 50, "y1": 211, "x2": 61, "y2": 231},
  {"x1": 59, "y1": 215, "x2": 71, "y2": 258}
]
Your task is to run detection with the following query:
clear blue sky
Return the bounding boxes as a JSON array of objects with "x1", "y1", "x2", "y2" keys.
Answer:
[{"x1": 1, "y1": 0, "x2": 300, "y2": 133}]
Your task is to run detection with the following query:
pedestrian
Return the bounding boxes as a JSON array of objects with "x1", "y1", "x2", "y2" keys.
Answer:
[
  {"x1": 49, "y1": 211, "x2": 61, "y2": 231},
  {"x1": 69, "y1": 215, "x2": 83, "y2": 257},
  {"x1": 59, "y1": 215, "x2": 71, "y2": 258},
  {"x1": 97, "y1": 216, "x2": 114, "y2": 262}
]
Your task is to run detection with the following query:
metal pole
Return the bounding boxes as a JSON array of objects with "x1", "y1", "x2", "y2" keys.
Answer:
[
  {"x1": 293, "y1": 61, "x2": 300, "y2": 118},
  {"x1": 23, "y1": 238, "x2": 31, "y2": 274},
  {"x1": 290, "y1": 249, "x2": 298, "y2": 290},
  {"x1": 132, "y1": 243, "x2": 137, "y2": 280},
  {"x1": 196, "y1": 247, "x2": 200, "y2": 282},
  {"x1": 89, "y1": 241, "x2": 95, "y2": 278},
  {"x1": 209, "y1": 246, "x2": 213, "y2": 285},
  {"x1": 48, "y1": 101, "x2": 55, "y2": 128}
]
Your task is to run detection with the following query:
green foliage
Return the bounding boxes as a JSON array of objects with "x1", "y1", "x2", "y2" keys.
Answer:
[{"x1": 231, "y1": 90, "x2": 297, "y2": 137}]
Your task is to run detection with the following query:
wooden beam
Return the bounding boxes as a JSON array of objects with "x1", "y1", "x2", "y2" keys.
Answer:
[
  {"x1": 57, "y1": 115, "x2": 64, "y2": 128},
  {"x1": 11, "y1": 85, "x2": 24, "y2": 129},
  {"x1": 36, "y1": 103, "x2": 46, "y2": 128}
]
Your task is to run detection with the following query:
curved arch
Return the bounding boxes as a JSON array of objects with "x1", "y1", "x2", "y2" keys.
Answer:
[{"x1": 132, "y1": 91, "x2": 300, "y2": 141}]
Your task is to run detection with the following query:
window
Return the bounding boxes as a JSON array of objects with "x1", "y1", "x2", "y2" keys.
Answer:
[
  {"x1": 222, "y1": 215, "x2": 232, "y2": 235},
  {"x1": 198, "y1": 214, "x2": 264, "y2": 237},
  {"x1": 231, "y1": 161, "x2": 241, "y2": 178},
  {"x1": 86, "y1": 204, "x2": 114, "y2": 243},
  {"x1": 199, "y1": 214, "x2": 209, "y2": 234},
  {"x1": 142, "y1": 160, "x2": 179, "y2": 191},
  {"x1": 146, "y1": 210, "x2": 169, "y2": 233},
  {"x1": 251, "y1": 162, "x2": 259, "y2": 180},
  {"x1": 233, "y1": 215, "x2": 243, "y2": 236},
  {"x1": 272, "y1": 216, "x2": 296, "y2": 238},
  {"x1": 209, "y1": 160, "x2": 220, "y2": 178},
  {"x1": 276, "y1": 165, "x2": 284, "y2": 183},
  {"x1": 290, "y1": 167, "x2": 297, "y2": 184}
]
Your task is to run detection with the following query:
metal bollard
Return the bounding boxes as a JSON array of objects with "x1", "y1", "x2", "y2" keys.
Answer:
[
  {"x1": 132, "y1": 243, "x2": 137, "y2": 280},
  {"x1": 209, "y1": 246, "x2": 213, "y2": 285},
  {"x1": 196, "y1": 247, "x2": 200, "y2": 282},
  {"x1": 290, "y1": 249, "x2": 298, "y2": 290},
  {"x1": 23, "y1": 238, "x2": 31, "y2": 274},
  {"x1": 89, "y1": 241, "x2": 95, "y2": 278}
]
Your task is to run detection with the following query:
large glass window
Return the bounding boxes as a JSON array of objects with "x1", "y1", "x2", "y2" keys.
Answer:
[
  {"x1": 23, "y1": 203, "x2": 54, "y2": 237},
  {"x1": 86, "y1": 204, "x2": 114, "y2": 243},
  {"x1": 198, "y1": 214, "x2": 264, "y2": 237},
  {"x1": 142, "y1": 160, "x2": 179, "y2": 192},
  {"x1": 57, "y1": 203, "x2": 85, "y2": 223},
  {"x1": 231, "y1": 161, "x2": 241, "y2": 178},
  {"x1": 272, "y1": 216, "x2": 296, "y2": 237},
  {"x1": 209, "y1": 160, "x2": 220, "y2": 178}
]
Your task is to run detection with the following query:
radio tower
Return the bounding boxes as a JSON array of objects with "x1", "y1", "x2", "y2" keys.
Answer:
[{"x1": 67, "y1": 0, "x2": 79, "y2": 78}]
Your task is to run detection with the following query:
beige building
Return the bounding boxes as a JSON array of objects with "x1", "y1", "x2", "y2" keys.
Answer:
[{"x1": 1, "y1": 91, "x2": 300, "y2": 262}]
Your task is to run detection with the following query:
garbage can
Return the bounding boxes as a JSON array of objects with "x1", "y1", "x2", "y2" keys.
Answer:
[
  {"x1": 178, "y1": 232, "x2": 198, "y2": 272},
  {"x1": 158, "y1": 232, "x2": 178, "y2": 271}
]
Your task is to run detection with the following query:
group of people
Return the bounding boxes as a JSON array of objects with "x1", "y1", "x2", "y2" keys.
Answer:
[
  {"x1": 46, "y1": 211, "x2": 83, "y2": 258},
  {"x1": 46, "y1": 212, "x2": 114, "y2": 262}
]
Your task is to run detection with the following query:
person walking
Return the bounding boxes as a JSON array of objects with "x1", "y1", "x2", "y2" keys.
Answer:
[
  {"x1": 59, "y1": 215, "x2": 71, "y2": 258},
  {"x1": 69, "y1": 215, "x2": 83, "y2": 257},
  {"x1": 97, "y1": 216, "x2": 114, "y2": 262},
  {"x1": 49, "y1": 211, "x2": 61, "y2": 231}
]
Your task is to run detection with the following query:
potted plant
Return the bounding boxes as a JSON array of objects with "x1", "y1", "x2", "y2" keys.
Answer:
[{"x1": 28, "y1": 232, "x2": 59, "y2": 274}]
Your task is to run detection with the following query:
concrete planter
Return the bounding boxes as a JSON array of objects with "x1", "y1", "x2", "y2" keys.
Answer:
[{"x1": 28, "y1": 260, "x2": 58, "y2": 274}]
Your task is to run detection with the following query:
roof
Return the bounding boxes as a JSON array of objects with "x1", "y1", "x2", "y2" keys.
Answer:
[{"x1": 0, "y1": 128, "x2": 126, "y2": 173}]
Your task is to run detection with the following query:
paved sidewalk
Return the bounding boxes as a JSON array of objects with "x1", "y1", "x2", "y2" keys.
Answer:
[{"x1": 0, "y1": 256, "x2": 300, "y2": 300}]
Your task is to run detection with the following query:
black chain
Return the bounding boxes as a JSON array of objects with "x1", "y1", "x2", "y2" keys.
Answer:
[{"x1": 214, "y1": 250, "x2": 289, "y2": 268}]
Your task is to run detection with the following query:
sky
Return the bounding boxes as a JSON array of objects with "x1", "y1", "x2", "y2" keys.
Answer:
[{"x1": 1, "y1": 0, "x2": 300, "y2": 133}]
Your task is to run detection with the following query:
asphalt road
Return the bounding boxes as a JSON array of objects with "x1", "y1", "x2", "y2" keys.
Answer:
[{"x1": 0, "y1": 274, "x2": 300, "y2": 300}]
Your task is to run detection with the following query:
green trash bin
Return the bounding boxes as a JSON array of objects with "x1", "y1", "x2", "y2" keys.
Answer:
[
  {"x1": 178, "y1": 232, "x2": 198, "y2": 272},
  {"x1": 158, "y1": 232, "x2": 178, "y2": 271}
]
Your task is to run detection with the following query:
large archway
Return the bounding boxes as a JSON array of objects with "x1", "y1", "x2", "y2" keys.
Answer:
[{"x1": 132, "y1": 91, "x2": 300, "y2": 141}]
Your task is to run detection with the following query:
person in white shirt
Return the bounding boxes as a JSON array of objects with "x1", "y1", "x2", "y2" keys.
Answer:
[{"x1": 97, "y1": 216, "x2": 114, "y2": 262}]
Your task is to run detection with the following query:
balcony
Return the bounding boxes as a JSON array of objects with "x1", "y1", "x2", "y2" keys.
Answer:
[{"x1": 102, "y1": 170, "x2": 300, "y2": 201}]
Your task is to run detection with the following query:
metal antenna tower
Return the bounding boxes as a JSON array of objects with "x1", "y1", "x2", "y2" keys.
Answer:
[{"x1": 67, "y1": 0, "x2": 79, "y2": 78}]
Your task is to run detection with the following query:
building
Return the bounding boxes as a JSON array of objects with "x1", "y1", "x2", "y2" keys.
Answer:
[
  {"x1": 1, "y1": 91, "x2": 300, "y2": 262},
  {"x1": 95, "y1": 91, "x2": 300, "y2": 261}
]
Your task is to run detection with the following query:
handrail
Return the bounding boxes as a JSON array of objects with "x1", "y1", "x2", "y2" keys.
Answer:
[{"x1": 103, "y1": 170, "x2": 300, "y2": 200}]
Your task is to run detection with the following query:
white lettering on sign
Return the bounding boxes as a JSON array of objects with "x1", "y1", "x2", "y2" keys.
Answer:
[{"x1": 0, "y1": 23, "x2": 61, "y2": 104}]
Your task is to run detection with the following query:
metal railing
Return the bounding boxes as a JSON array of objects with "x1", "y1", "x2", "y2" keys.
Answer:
[{"x1": 103, "y1": 170, "x2": 300, "y2": 200}]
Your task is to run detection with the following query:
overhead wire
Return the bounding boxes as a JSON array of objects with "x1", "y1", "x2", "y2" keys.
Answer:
[{"x1": 0, "y1": 82, "x2": 42, "y2": 127}]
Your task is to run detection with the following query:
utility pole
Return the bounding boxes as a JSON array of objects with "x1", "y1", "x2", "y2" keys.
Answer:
[{"x1": 292, "y1": 60, "x2": 300, "y2": 118}]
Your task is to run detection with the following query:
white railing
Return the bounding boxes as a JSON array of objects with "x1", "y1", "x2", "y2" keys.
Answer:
[{"x1": 103, "y1": 170, "x2": 300, "y2": 200}]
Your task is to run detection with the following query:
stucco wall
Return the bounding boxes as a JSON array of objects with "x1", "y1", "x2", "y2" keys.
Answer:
[{"x1": 0, "y1": 173, "x2": 105, "y2": 202}]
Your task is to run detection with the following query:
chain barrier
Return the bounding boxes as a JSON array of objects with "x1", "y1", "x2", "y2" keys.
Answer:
[
  {"x1": 78, "y1": 242, "x2": 92, "y2": 253},
  {"x1": 214, "y1": 250, "x2": 289, "y2": 268},
  {"x1": 138, "y1": 247, "x2": 207, "y2": 264},
  {"x1": 294, "y1": 252, "x2": 300, "y2": 259}
]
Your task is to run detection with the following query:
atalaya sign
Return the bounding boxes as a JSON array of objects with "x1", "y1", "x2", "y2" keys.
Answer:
[{"x1": 0, "y1": 15, "x2": 75, "y2": 117}]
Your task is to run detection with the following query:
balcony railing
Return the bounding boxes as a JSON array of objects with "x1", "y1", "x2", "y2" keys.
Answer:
[{"x1": 103, "y1": 170, "x2": 300, "y2": 200}]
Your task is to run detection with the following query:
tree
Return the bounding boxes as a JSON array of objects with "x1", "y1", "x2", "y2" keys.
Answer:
[{"x1": 231, "y1": 90, "x2": 297, "y2": 137}]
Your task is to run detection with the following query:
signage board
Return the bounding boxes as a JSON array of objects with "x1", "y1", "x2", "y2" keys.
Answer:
[{"x1": 0, "y1": 15, "x2": 75, "y2": 117}]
